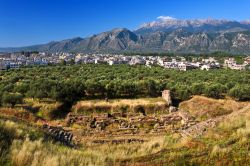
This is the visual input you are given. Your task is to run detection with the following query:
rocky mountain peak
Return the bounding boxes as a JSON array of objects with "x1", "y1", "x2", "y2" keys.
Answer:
[{"x1": 135, "y1": 17, "x2": 250, "y2": 35}]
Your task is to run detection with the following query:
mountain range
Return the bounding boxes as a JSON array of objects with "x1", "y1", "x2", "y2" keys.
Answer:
[{"x1": 1, "y1": 18, "x2": 250, "y2": 54}]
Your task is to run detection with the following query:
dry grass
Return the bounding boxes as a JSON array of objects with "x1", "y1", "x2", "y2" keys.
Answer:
[
  {"x1": 10, "y1": 136, "x2": 167, "y2": 166},
  {"x1": 11, "y1": 138, "x2": 92, "y2": 166},
  {"x1": 1, "y1": 118, "x2": 169, "y2": 166},
  {"x1": 179, "y1": 96, "x2": 249, "y2": 120},
  {"x1": 0, "y1": 98, "x2": 62, "y2": 121},
  {"x1": 218, "y1": 103, "x2": 250, "y2": 131},
  {"x1": 236, "y1": 120, "x2": 250, "y2": 137},
  {"x1": 24, "y1": 98, "x2": 62, "y2": 120},
  {"x1": 0, "y1": 107, "x2": 37, "y2": 123},
  {"x1": 73, "y1": 97, "x2": 167, "y2": 115},
  {"x1": 211, "y1": 145, "x2": 231, "y2": 157}
]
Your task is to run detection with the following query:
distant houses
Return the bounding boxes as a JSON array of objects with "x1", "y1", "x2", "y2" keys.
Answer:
[
  {"x1": 0, "y1": 61, "x2": 7, "y2": 70},
  {"x1": 178, "y1": 62, "x2": 198, "y2": 71},
  {"x1": 224, "y1": 58, "x2": 247, "y2": 70},
  {"x1": 0, "y1": 52, "x2": 249, "y2": 71},
  {"x1": 160, "y1": 57, "x2": 220, "y2": 71}
]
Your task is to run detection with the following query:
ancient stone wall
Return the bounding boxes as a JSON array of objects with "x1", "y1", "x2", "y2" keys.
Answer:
[
  {"x1": 64, "y1": 110, "x2": 198, "y2": 136},
  {"x1": 43, "y1": 124, "x2": 73, "y2": 146}
]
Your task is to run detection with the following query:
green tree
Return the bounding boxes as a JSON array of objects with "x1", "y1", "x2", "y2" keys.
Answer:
[
  {"x1": 191, "y1": 83, "x2": 204, "y2": 95},
  {"x1": 2, "y1": 93, "x2": 23, "y2": 107},
  {"x1": 69, "y1": 59, "x2": 75, "y2": 65},
  {"x1": 228, "y1": 85, "x2": 250, "y2": 101},
  {"x1": 173, "y1": 85, "x2": 191, "y2": 101},
  {"x1": 60, "y1": 59, "x2": 66, "y2": 66},
  {"x1": 14, "y1": 83, "x2": 29, "y2": 94},
  {"x1": 204, "y1": 84, "x2": 226, "y2": 99},
  {"x1": 85, "y1": 80, "x2": 105, "y2": 97},
  {"x1": 105, "y1": 81, "x2": 116, "y2": 98},
  {"x1": 116, "y1": 81, "x2": 138, "y2": 97},
  {"x1": 146, "y1": 79, "x2": 158, "y2": 97},
  {"x1": 51, "y1": 80, "x2": 85, "y2": 103}
]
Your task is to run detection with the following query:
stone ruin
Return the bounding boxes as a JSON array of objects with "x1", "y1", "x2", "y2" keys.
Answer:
[
  {"x1": 92, "y1": 138, "x2": 144, "y2": 144},
  {"x1": 180, "y1": 119, "x2": 216, "y2": 138},
  {"x1": 169, "y1": 106, "x2": 178, "y2": 113},
  {"x1": 119, "y1": 121, "x2": 138, "y2": 130},
  {"x1": 162, "y1": 90, "x2": 172, "y2": 106},
  {"x1": 88, "y1": 117, "x2": 113, "y2": 131},
  {"x1": 65, "y1": 108, "x2": 199, "y2": 137},
  {"x1": 66, "y1": 113, "x2": 92, "y2": 126},
  {"x1": 43, "y1": 124, "x2": 73, "y2": 146},
  {"x1": 66, "y1": 113, "x2": 120, "y2": 132}
]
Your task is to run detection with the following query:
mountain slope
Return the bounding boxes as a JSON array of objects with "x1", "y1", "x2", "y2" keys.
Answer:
[
  {"x1": 83, "y1": 28, "x2": 140, "y2": 51},
  {"x1": 1, "y1": 18, "x2": 250, "y2": 54}
]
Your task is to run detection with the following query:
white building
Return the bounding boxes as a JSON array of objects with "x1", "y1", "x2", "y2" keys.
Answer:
[
  {"x1": 201, "y1": 64, "x2": 211, "y2": 71},
  {"x1": 178, "y1": 62, "x2": 198, "y2": 71},
  {"x1": 224, "y1": 58, "x2": 246, "y2": 70}
]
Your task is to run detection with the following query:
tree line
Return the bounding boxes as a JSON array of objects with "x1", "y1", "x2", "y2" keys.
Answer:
[{"x1": 0, "y1": 64, "x2": 249, "y2": 107}]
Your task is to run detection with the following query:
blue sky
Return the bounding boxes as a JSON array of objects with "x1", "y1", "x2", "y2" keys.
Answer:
[{"x1": 0, "y1": 0, "x2": 250, "y2": 47}]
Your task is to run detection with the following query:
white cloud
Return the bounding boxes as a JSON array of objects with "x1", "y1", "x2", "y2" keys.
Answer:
[{"x1": 157, "y1": 16, "x2": 176, "y2": 20}]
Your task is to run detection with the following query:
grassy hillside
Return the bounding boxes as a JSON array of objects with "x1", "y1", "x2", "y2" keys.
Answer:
[
  {"x1": 0, "y1": 96, "x2": 249, "y2": 165},
  {"x1": 179, "y1": 96, "x2": 248, "y2": 120}
]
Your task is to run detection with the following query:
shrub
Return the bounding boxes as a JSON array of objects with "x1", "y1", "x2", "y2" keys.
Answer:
[
  {"x1": 173, "y1": 85, "x2": 192, "y2": 101},
  {"x1": 2, "y1": 92, "x2": 24, "y2": 107},
  {"x1": 134, "y1": 105, "x2": 146, "y2": 116},
  {"x1": 191, "y1": 83, "x2": 204, "y2": 95},
  {"x1": 228, "y1": 85, "x2": 250, "y2": 101},
  {"x1": 204, "y1": 84, "x2": 226, "y2": 99},
  {"x1": 14, "y1": 83, "x2": 29, "y2": 94}
]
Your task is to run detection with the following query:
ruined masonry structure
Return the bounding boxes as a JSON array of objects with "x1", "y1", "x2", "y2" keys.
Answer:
[
  {"x1": 43, "y1": 124, "x2": 73, "y2": 146},
  {"x1": 162, "y1": 90, "x2": 172, "y2": 106}
]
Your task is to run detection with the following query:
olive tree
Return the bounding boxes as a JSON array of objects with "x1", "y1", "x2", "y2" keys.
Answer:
[{"x1": 2, "y1": 93, "x2": 24, "y2": 107}]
